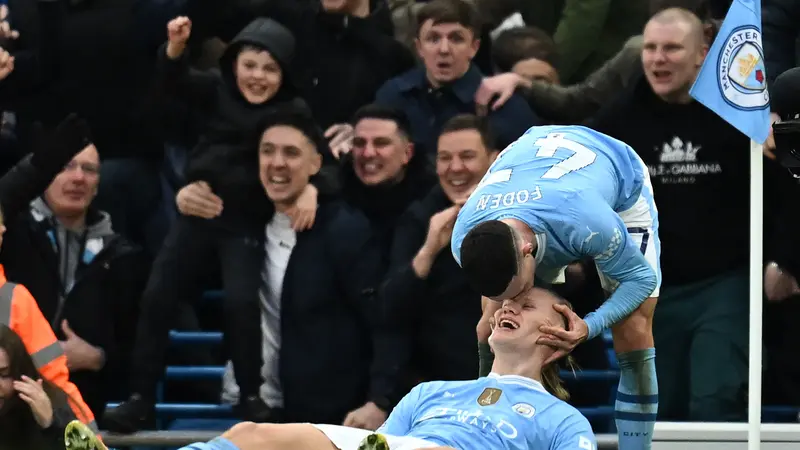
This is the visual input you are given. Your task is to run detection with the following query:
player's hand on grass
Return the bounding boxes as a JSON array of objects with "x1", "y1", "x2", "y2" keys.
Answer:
[{"x1": 537, "y1": 304, "x2": 588, "y2": 365}]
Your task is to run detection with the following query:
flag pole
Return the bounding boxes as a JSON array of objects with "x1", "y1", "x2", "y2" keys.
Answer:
[{"x1": 748, "y1": 139, "x2": 764, "y2": 450}]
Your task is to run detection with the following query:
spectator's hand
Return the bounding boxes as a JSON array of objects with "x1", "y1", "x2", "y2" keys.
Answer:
[
  {"x1": 166, "y1": 16, "x2": 192, "y2": 59},
  {"x1": 14, "y1": 376, "x2": 53, "y2": 428},
  {"x1": 176, "y1": 181, "x2": 223, "y2": 219},
  {"x1": 0, "y1": 47, "x2": 14, "y2": 81},
  {"x1": 0, "y1": 6, "x2": 19, "y2": 41},
  {"x1": 324, "y1": 123, "x2": 354, "y2": 159},
  {"x1": 423, "y1": 205, "x2": 460, "y2": 255},
  {"x1": 59, "y1": 320, "x2": 104, "y2": 372},
  {"x1": 764, "y1": 112, "x2": 780, "y2": 160},
  {"x1": 342, "y1": 401, "x2": 387, "y2": 430},
  {"x1": 285, "y1": 183, "x2": 317, "y2": 231},
  {"x1": 475, "y1": 73, "x2": 529, "y2": 116},
  {"x1": 764, "y1": 262, "x2": 800, "y2": 302},
  {"x1": 537, "y1": 304, "x2": 588, "y2": 365}
]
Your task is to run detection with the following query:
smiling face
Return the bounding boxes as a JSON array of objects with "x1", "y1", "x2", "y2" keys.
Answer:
[
  {"x1": 234, "y1": 46, "x2": 283, "y2": 104},
  {"x1": 488, "y1": 288, "x2": 568, "y2": 355},
  {"x1": 352, "y1": 118, "x2": 413, "y2": 186},
  {"x1": 258, "y1": 125, "x2": 322, "y2": 210},
  {"x1": 436, "y1": 128, "x2": 497, "y2": 204}
]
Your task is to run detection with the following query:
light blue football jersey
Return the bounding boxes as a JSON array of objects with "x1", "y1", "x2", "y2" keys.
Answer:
[
  {"x1": 378, "y1": 373, "x2": 597, "y2": 450},
  {"x1": 451, "y1": 125, "x2": 659, "y2": 338}
]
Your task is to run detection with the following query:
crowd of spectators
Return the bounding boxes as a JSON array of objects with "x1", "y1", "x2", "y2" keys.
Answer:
[{"x1": 0, "y1": 0, "x2": 799, "y2": 445}]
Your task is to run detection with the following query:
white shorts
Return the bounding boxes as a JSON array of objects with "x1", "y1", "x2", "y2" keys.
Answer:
[
  {"x1": 595, "y1": 155, "x2": 662, "y2": 298},
  {"x1": 311, "y1": 424, "x2": 439, "y2": 450}
]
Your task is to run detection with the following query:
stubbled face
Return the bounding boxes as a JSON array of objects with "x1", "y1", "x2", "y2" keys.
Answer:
[
  {"x1": 416, "y1": 20, "x2": 479, "y2": 87},
  {"x1": 352, "y1": 118, "x2": 412, "y2": 186},
  {"x1": 642, "y1": 20, "x2": 706, "y2": 103},
  {"x1": 488, "y1": 289, "x2": 566, "y2": 354},
  {"x1": 235, "y1": 48, "x2": 283, "y2": 104},
  {"x1": 512, "y1": 58, "x2": 559, "y2": 85},
  {"x1": 44, "y1": 144, "x2": 100, "y2": 220},
  {"x1": 258, "y1": 125, "x2": 321, "y2": 209},
  {"x1": 436, "y1": 129, "x2": 497, "y2": 204}
]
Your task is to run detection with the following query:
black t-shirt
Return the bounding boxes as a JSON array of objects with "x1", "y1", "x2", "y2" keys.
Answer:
[{"x1": 588, "y1": 76, "x2": 750, "y2": 285}]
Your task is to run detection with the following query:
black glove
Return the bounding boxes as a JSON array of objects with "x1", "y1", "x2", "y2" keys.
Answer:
[{"x1": 29, "y1": 113, "x2": 92, "y2": 171}]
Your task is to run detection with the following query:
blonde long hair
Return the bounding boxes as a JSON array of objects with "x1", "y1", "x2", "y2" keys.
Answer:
[{"x1": 539, "y1": 297, "x2": 579, "y2": 401}]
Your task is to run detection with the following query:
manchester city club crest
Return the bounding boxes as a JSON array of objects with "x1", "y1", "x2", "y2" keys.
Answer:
[
  {"x1": 717, "y1": 25, "x2": 769, "y2": 110},
  {"x1": 512, "y1": 402, "x2": 536, "y2": 418}
]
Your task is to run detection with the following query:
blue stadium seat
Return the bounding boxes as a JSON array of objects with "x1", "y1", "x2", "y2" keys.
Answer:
[{"x1": 169, "y1": 331, "x2": 223, "y2": 345}]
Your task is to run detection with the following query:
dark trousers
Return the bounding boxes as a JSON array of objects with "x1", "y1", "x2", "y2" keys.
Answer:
[
  {"x1": 653, "y1": 269, "x2": 749, "y2": 421},
  {"x1": 130, "y1": 215, "x2": 264, "y2": 399}
]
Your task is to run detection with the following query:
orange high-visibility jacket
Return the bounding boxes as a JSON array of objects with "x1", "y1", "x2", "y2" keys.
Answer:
[{"x1": 0, "y1": 265, "x2": 98, "y2": 432}]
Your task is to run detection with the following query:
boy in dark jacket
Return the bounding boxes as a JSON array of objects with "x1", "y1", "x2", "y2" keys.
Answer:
[{"x1": 103, "y1": 16, "x2": 317, "y2": 432}]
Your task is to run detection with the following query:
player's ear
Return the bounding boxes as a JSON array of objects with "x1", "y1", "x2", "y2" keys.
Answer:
[{"x1": 520, "y1": 241, "x2": 535, "y2": 256}]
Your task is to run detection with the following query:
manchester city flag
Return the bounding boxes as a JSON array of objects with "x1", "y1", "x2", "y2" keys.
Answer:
[{"x1": 689, "y1": 0, "x2": 771, "y2": 144}]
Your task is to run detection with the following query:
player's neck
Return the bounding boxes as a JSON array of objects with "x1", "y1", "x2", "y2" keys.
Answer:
[
  {"x1": 500, "y1": 218, "x2": 536, "y2": 249},
  {"x1": 489, "y1": 355, "x2": 543, "y2": 383}
]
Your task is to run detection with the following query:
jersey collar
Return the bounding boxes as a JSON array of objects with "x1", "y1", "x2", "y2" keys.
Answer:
[
  {"x1": 488, "y1": 373, "x2": 548, "y2": 394},
  {"x1": 534, "y1": 232, "x2": 547, "y2": 265}
]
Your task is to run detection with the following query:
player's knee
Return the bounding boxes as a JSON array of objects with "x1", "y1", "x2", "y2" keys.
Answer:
[
  {"x1": 223, "y1": 422, "x2": 284, "y2": 447},
  {"x1": 225, "y1": 421, "x2": 258, "y2": 436}
]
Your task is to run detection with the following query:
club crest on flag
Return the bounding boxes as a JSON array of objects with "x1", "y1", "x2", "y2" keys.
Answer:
[{"x1": 717, "y1": 25, "x2": 769, "y2": 110}]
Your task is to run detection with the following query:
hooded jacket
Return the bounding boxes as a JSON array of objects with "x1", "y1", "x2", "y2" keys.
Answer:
[
  {"x1": 156, "y1": 17, "x2": 308, "y2": 229},
  {"x1": 186, "y1": 0, "x2": 414, "y2": 129},
  {"x1": 1, "y1": 195, "x2": 146, "y2": 417}
]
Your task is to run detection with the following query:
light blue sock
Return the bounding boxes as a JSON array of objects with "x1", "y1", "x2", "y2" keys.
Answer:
[{"x1": 615, "y1": 348, "x2": 658, "y2": 450}]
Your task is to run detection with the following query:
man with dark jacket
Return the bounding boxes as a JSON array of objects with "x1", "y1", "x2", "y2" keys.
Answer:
[
  {"x1": 0, "y1": 114, "x2": 135, "y2": 425},
  {"x1": 221, "y1": 109, "x2": 408, "y2": 428},
  {"x1": 0, "y1": 142, "x2": 146, "y2": 419},
  {"x1": 102, "y1": 15, "x2": 315, "y2": 431},
  {"x1": 375, "y1": 0, "x2": 539, "y2": 160},
  {"x1": 380, "y1": 114, "x2": 496, "y2": 383},
  {"x1": 340, "y1": 104, "x2": 437, "y2": 256}
]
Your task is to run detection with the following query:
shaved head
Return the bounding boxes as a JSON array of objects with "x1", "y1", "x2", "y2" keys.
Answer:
[
  {"x1": 648, "y1": 7, "x2": 705, "y2": 47},
  {"x1": 642, "y1": 7, "x2": 708, "y2": 103}
]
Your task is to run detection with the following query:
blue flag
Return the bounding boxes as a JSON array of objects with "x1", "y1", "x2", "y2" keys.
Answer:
[{"x1": 689, "y1": 0, "x2": 770, "y2": 143}]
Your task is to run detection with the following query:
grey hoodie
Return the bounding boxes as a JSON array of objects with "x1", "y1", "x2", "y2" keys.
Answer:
[{"x1": 30, "y1": 198, "x2": 114, "y2": 301}]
